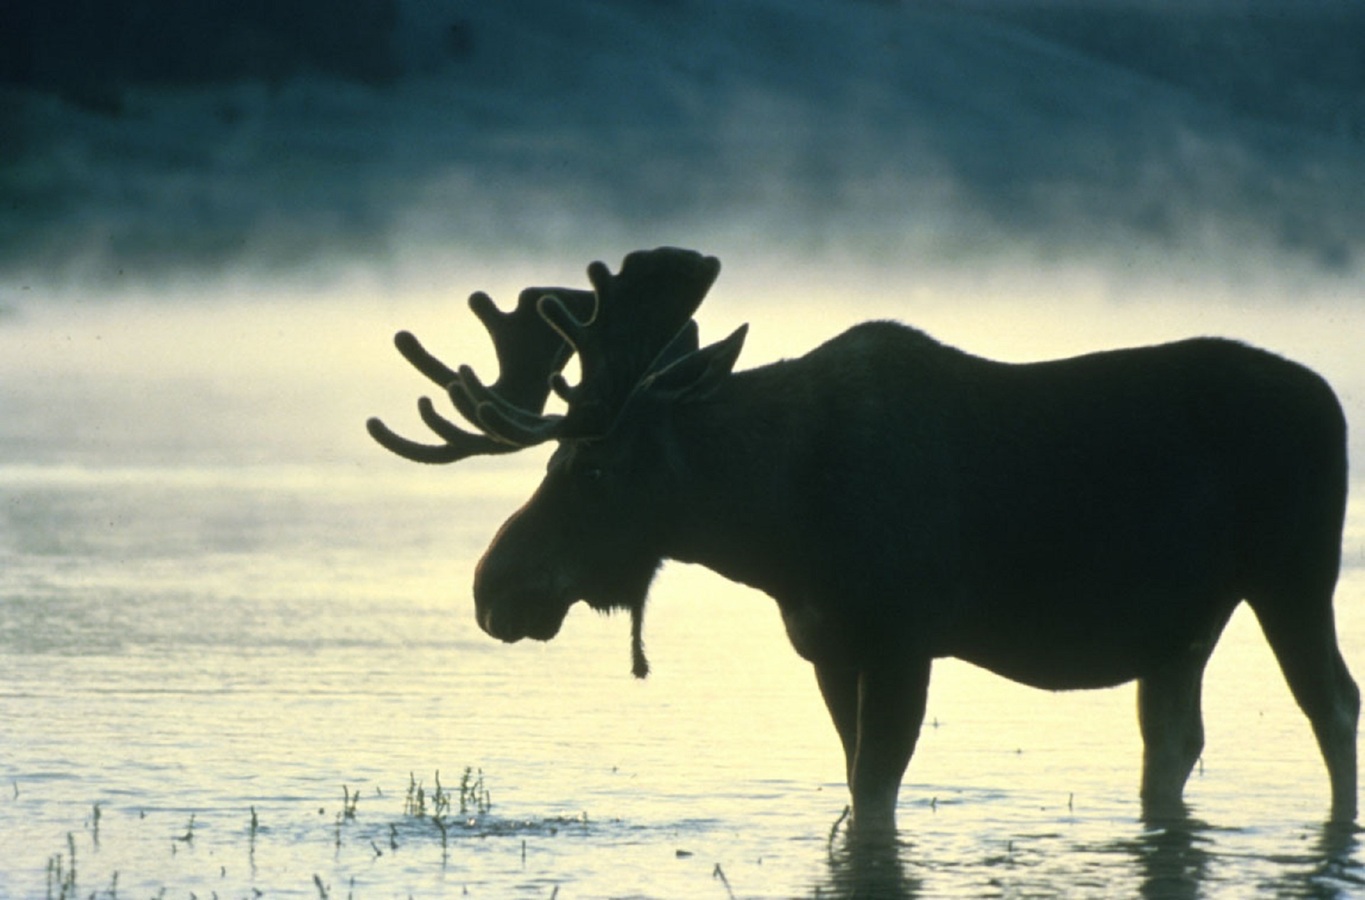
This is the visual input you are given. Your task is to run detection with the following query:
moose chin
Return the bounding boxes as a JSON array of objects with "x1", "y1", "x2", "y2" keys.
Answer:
[{"x1": 369, "y1": 247, "x2": 1358, "y2": 832}]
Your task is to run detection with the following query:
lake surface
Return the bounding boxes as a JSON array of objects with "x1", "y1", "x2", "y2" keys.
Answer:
[{"x1": 2, "y1": 264, "x2": 1364, "y2": 897}]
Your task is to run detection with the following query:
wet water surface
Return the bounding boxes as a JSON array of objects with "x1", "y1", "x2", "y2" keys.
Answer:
[{"x1": 3, "y1": 276, "x2": 1364, "y2": 897}]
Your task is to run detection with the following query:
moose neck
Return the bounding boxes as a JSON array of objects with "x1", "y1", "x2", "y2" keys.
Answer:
[{"x1": 660, "y1": 366, "x2": 820, "y2": 605}]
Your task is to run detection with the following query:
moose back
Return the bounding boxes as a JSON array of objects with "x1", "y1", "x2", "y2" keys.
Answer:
[{"x1": 368, "y1": 247, "x2": 1357, "y2": 830}]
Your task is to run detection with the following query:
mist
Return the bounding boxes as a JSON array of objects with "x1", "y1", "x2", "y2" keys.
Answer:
[{"x1": 4, "y1": 0, "x2": 1364, "y2": 295}]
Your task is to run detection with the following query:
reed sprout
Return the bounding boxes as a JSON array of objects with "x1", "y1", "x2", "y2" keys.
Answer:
[
  {"x1": 33, "y1": 767, "x2": 509, "y2": 896},
  {"x1": 458, "y1": 767, "x2": 492, "y2": 816},
  {"x1": 404, "y1": 768, "x2": 489, "y2": 818},
  {"x1": 403, "y1": 772, "x2": 426, "y2": 817},
  {"x1": 432, "y1": 771, "x2": 451, "y2": 817},
  {"x1": 45, "y1": 833, "x2": 77, "y2": 900}
]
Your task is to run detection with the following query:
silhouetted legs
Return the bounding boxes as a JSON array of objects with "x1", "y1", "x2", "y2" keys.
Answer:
[
  {"x1": 1137, "y1": 641, "x2": 1216, "y2": 818},
  {"x1": 1251, "y1": 596, "x2": 1359, "y2": 823},
  {"x1": 816, "y1": 658, "x2": 932, "y2": 830}
]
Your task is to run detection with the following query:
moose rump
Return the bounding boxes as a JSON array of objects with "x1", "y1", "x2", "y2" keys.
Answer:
[{"x1": 916, "y1": 335, "x2": 1350, "y2": 691}]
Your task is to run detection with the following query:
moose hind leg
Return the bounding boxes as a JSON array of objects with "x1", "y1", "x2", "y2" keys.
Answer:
[
  {"x1": 1252, "y1": 599, "x2": 1360, "y2": 823},
  {"x1": 1137, "y1": 646, "x2": 1213, "y2": 818}
]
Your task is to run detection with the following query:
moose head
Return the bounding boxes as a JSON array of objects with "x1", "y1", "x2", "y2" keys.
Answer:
[{"x1": 367, "y1": 248, "x2": 747, "y2": 677}]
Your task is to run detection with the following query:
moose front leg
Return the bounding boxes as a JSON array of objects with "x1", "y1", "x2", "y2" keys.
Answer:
[
  {"x1": 815, "y1": 664, "x2": 859, "y2": 784},
  {"x1": 817, "y1": 658, "x2": 932, "y2": 831}
]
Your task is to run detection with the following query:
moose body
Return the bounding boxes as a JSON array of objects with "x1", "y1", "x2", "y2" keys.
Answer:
[{"x1": 371, "y1": 248, "x2": 1357, "y2": 829}]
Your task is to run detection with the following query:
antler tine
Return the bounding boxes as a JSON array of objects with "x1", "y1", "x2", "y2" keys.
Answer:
[
  {"x1": 393, "y1": 330, "x2": 459, "y2": 388},
  {"x1": 537, "y1": 292, "x2": 599, "y2": 364},
  {"x1": 365, "y1": 406, "x2": 511, "y2": 464},
  {"x1": 368, "y1": 329, "x2": 513, "y2": 464},
  {"x1": 457, "y1": 364, "x2": 566, "y2": 446},
  {"x1": 469, "y1": 287, "x2": 596, "y2": 413},
  {"x1": 417, "y1": 396, "x2": 515, "y2": 450}
]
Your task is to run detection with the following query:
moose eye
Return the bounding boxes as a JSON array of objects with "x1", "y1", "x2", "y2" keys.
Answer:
[{"x1": 583, "y1": 465, "x2": 606, "y2": 482}]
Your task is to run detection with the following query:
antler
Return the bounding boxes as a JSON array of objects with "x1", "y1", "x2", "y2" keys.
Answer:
[
  {"x1": 368, "y1": 247, "x2": 722, "y2": 462},
  {"x1": 366, "y1": 286, "x2": 594, "y2": 463}
]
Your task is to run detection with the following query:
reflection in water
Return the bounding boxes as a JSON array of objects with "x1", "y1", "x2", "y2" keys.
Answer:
[
  {"x1": 1126, "y1": 810, "x2": 1365, "y2": 899},
  {"x1": 816, "y1": 820, "x2": 921, "y2": 899},
  {"x1": 1298, "y1": 823, "x2": 1365, "y2": 898},
  {"x1": 1130, "y1": 808, "x2": 1213, "y2": 900},
  {"x1": 813, "y1": 808, "x2": 1365, "y2": 898}
]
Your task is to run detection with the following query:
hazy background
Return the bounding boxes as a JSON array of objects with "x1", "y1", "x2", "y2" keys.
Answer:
[{"x1": 3, "y1": 0, "x2": 1364, "y2": 294}]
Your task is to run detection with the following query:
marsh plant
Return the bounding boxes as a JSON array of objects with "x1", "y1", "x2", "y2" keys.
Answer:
[
  {"x1": 458, "y1": 767, "x2": 492, "y2": 816},
  {"x1": 403, "y1": 771, "x2": 431, "y2": 817},
  {"x1": 21, "y1": 767, "x2": 617, "y2": 900},
  {"x1": 404, "y1": 768, "x2": 491, "y2": 818},
  {"x1": 45, "y1": 833, "x2": 77, "y2": 900}
]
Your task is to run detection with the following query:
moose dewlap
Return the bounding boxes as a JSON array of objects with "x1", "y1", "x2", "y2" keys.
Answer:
[{"x1": 369, "y1": 247, "x2": 1357, "y2": 831}]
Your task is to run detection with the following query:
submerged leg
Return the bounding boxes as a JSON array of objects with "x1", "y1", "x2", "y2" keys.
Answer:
[
  {"x1": 847, "y1": 658, "x2": 932, "y2": 831},
  {"x1": 1252, "y1": 600, "x2": 1360, "y2": 823},
  {"x1": 1137, "y1": 645, "x2": 1214, "y2": 818}
]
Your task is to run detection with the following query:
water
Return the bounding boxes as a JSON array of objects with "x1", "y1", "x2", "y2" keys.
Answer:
[{"x1": 3, "y1": 265, "x2": 1365, "y2": 898}]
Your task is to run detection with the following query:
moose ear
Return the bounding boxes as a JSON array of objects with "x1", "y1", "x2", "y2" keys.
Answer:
[{"x1": 644, "y1": 324, "x2": 748, "y2": 401}]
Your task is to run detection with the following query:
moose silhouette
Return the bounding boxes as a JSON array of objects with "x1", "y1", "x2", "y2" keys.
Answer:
[{"x1": 369, "y1": 247, "x2": 1357, "y2": 830}]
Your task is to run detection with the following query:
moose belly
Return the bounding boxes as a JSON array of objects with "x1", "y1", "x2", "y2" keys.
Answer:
[
  {"x1": 943, "y1": 584, "x2": 1235, "y2": 692},
  {"x1": 952, "y1": 635, "x2": 1153, "y2": 691},
  {"x1": 938, "y1": 494, "x2": 1239, "y2": 691}
]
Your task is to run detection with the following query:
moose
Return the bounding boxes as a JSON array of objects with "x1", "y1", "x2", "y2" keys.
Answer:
[{"x1": 368, "y1": 247, "x2": 1357, "y2": 829}]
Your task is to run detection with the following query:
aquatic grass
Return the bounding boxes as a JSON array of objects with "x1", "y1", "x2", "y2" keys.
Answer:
[
  {"x1": 459, "y1": 766, "x2": 492, "y2": 815},
  {"x1": 45, "y1": 833, "x2": 77, "y2": 900},
  {"x1": 23, "y1": 767, "x2": 623, "y2": 896},
  {"x1": 43, "y1": 834, "x2": 123, "y2": 900},
  {"x1": 333, "y1": 782, "x2": 363, "y2": 850},
  {"x1": 403, "y1": 771, "x2": 432, "y2": 817},
  {"x1": 403, "y1": 768, "x2": 491, "y2": 819},
  {"x1": 435, "y1": 770, "x2": 453, "y2": 817}
]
